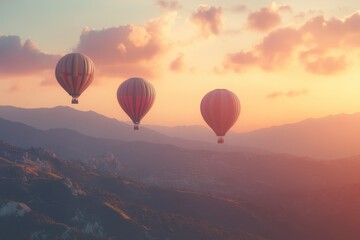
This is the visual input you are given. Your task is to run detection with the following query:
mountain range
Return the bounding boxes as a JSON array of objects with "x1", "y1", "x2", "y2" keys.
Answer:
[
  {"x1": 1, "y1": 106, "x2": 360, "y2": 238},
  {"x1": 1, "y1": 124, "x2": 360, "y2": 239},
  {"x1": 147, "y1": 113, "x2": 360, "y2": 159},
  {"x1": 1, "y1": 105, "x2": 360, "y2": 159},
  {"x1": 0, "y1": 105, "x2": 256, "y2": 154},
  {"x1": 2, "y1": 115, "x2": 360, "y2": 200}
]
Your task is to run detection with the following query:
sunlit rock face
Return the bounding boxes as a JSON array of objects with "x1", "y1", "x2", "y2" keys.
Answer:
[{"x1": 0, "y1": 201, "x2": 31, "y2": 217}]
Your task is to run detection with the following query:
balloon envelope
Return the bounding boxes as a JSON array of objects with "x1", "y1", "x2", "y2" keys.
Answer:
[
  {"x1": 200, "y1": 89, "x2": 240, "y2": 143},
  {"x1": 117, "y1": 77, "x2": 156, "y2": 130},
  {"x1": 55, "y1": 53, "x2": 95, "y2": 104}
]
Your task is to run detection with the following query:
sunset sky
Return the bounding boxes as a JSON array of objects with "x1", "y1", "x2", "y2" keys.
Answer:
[{"x1": 1, "y1": 0, "x2": 360, "y2": 132}]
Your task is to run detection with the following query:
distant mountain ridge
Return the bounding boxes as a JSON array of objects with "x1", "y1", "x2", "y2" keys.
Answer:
[
  {"x1": 147, "y1": 113, "x2": 360, "y2": 159},
  {"x1": 0, "y1": 105, "x2": 259, "y2": 153},
  {"x1": 232, "y1": 113, "x2": 360, "y2": 159},
  {"x1": 1, "y1": 105, "x2": 360, "y2": 159},
  {"x1": 2, "y1": 129, "x2": 360, "y2": 239},
  {"x1": 2, "y1": 116, "x2": 360, "y2": 200}
]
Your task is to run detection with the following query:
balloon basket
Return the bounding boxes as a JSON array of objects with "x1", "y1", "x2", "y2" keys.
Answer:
[
  {"x1": 217, "y1": 137, "x2": 224, "y2": 144},
  {"x1": 134, "y1": 124, "x2": 139, "y2": 130},
  {"x1": 71, "y1": 98, "x2": 79, "y2": 104}
]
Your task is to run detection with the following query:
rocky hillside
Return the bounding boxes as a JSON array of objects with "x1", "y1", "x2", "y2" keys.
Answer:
[{"x1": 0, "y1": 141, "x2": 301, "y2": 240}]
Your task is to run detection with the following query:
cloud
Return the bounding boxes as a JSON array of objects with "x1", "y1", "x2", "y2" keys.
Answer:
[
  {"x1": 225, "y1": 28, "x2": 302, "y2": 71},
  {"x1": 0, "y1": 35, "x2": 60, "y2": 76},
  {"x1": 224, "y1": 12, "x2": 360, "y2": 75},
  {"x1": 40, "y1": 76, "x2": 56, "y2": 86},
  {"x1": 294, "y1": 9, "x2": 323, "y2": 23},
  {"x1": 267, "y1": 91, "x2": 283, "y2": 99},
  {"x1": 299, "y1": 49, "x2": 347, "y2": 74},
  {"x1": 267, "y1": 89, "x2": 308, "y2": 99},
  {"x1": 191, "y1": 5, "x2": 223, "y2": 37},
  {"x1": 8, "y1": 84, "x2": 21, "y2": 92},
  {"x1": 297, "y1": 12, "x2": 360, "y2": 74},
  {"x1": 286, "y1": 89, "x2": 308, "y2": 97},
  {"x1": 169, "y1": 54, "x2": 184, "y2": 72},
  {"x1": 223, "y1": 51, "x2": 258, "y2": 72},
  {"x1": 247, "y1": 4, "x2": 282, "y2": 31},
  {"x1": 277, "y1": 4, "x2": 292, "y2": 13},
  {"x1": 75, "y1": 14, "x2": 176, "y2": 78},
  {"x1": 230, "y1": 5, "x2": 247, "y2": 13},
  {"x1": 256, "y1": 28, "x2": 302, "y2": 70},
  {"x1": 156, "y1": 0, "x2": 182, "y2": 11},
  {"x1": 300, "y1": 14, "x2": 360, "y2": 49}
]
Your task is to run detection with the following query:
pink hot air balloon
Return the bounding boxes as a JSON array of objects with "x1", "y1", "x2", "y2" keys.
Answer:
[
  {"x1": 55, "y1": 53, "x2": 95, "y2": 104},
  {"x1": 117, "y1": 77, "x2": 156, "y2": 130},
  {"x1": 200, "y1": 89, "x2": 241, "y2": 143}
]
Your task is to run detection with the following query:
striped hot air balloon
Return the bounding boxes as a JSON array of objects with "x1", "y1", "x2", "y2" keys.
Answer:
[
  {"x1": 117, "y1": 77, "x2": 156, "y2": 130},
  {"x1": 55, "y1": 53, "x2": 95, "y2": 104},
  {"x1": 200, "y1": 89, "x2": 241, "y2": 143}
]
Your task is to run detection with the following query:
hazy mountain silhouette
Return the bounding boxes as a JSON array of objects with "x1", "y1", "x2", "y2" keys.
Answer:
[
  {"x1": 0, "y1": 105, "x2": 262, "y2": 153},
  {"x1": 147, "y1": 113, "x2": 360, "y2": 159},
  {"x1": 0, "y1": 105, "x2": 359, "y2": 160},
  {"x1": 2, "y1": 117, "x2": 360, "y2": 201},
  {"x1": 232, "y1": 113, "x2": 360, "y2": 159},
  {"x1": 145, "y1": 124, "x2": 214, "y2": 142}
]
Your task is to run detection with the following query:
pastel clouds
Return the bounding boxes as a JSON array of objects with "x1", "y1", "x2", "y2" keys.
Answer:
[
  {"x1": 8, "y1": 84, "x2": 21, "y2": 92},
  {"x1": 169, "y1": 54, "x2": 184, "y2": 72},
  {"x1": 267, "y1": 89, "x2": 308, "y2": 99},
  {"x1": 75, "y1": 14, "x2": 175, "y2": 78},
  {"x1": 156, "y1": 0, "x2": 182, "y2": 11},
  {"x1": 230, "y1": 5, "x2": 247, "y2": 13},
  {"x1": 225, "y1": 12, "x2": 360, "y2": 75},
  {"x1": 299, "y1": 49, "x2": 347, "y2": 75},
  {"x1": 247, "y1": 3, "x2": 287, "y2": 31},
  {"x1": 2, "y1": 6, "x2": 360, "y2": 82},
  {"x1": 191, "y1": 5, "x2": 223, "y2": 37},
  {"x1": 127, "y1": 25, "x2": 151, "y2": 48},
  {"x1": 225, "y1": 28, "x2": 302, "y2": 71},
  {"x1": 0, "y1": 35, "x2": 59, "y2": 77}
]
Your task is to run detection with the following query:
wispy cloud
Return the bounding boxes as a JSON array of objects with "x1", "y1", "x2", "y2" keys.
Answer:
[
  {"x1": 8, "y1": 84, "x2": 21, "y2": 92},
  {"x1": 191, "y1": 5, "x2": 223, "y2": 37},
  {"x1": 75, "y1": 13, "x2": 176, "y2": 79},
  {"x1": 267, "y1": 89, "x2": 308, "y2": 99},
  {"x1": 224, "y1": 12, "x2": 360, "y2": 75},
  {"x1": 169, "y1": 54, "x2": 184, "y2": 72},
  {"x1": 229, "y1": 5, "x2": 247, "y2": 13},
  {"x1": 224, "y1": 28, "x2": 302, "y2": 71},
  {"x1": 156, "y1": 0, "x2": 182, "y2": 11},
  {"x1": 267, "y1": 91, "x2": 284, "y2": 99},
  {"x1": 0, "y1": 35, "x2": 60, "y2": 77},
  {"x1": 247, "y1": 3, "x2": 287, "y2": 32}
]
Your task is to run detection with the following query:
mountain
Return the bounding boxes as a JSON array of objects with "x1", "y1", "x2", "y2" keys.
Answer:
[
  {"x1": 0, "y1": 105, "x2": 261, "y2": 153},
  {"x1": 2, "y1": 139, "x2": 360, "y2": 239},
  {"x1": 144, "y1": 124, "x2": 214, "y2": 142},
  {"x1": 2, "y1": 117, "x2": 360, "y2": 201},
  {"x1": 147, "y1": 113, "x2": 360, "y2": 159},
  {"x1": 2, "y1": 105, "x2": 360, "y2": 159},
  {"x1": 0, "y1": 141, "x2": 305, "y2": 240},
  {"x1": 231, "y1": 113, "x2": 360, "y2": 159}
]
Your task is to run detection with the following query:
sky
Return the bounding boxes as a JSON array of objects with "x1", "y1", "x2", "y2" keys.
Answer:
[{"x1": 0, "y1": 0, "x2": 360, "y2": 132}]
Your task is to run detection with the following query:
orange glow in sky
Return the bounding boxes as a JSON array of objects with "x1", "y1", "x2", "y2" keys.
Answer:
[{"x1": 1, "y1": 1, "x2": 360, "y2": 132}]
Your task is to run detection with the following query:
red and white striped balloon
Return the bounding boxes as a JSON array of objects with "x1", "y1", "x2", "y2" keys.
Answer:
[
  {"x1": 55, "y1": 53, "x2": 95, "y2": 104},
  {"x1": 200, "y1": 89, "x2": 241, "y2": 143},
  {"x1": 117, "y1": 77, "x2": 156, "y2": 130}
]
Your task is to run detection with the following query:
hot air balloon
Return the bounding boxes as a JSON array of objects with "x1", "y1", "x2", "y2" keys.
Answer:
[
  {"x1": 117, "y1": 77, "x2": 156, "y2": 130},
  {"x1": 200, "y1": 89, "x2": 240, "y2": 143},
  {"x1": 55, "y1": 53, "x2": 95, "y2": 104}
]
